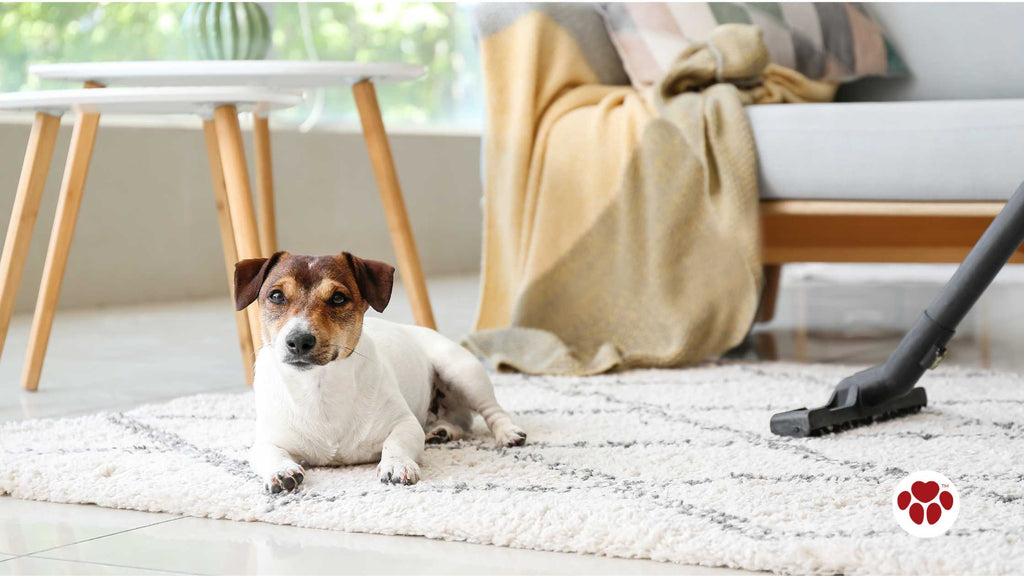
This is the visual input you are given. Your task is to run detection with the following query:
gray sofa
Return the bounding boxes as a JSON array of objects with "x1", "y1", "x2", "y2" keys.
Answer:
[
  {"x1": 479, "y1": 2, "x2": 1024, "y2": 321},
  {"x1": 761, "y1": 3, "x2": 1024, "y2": 202}
]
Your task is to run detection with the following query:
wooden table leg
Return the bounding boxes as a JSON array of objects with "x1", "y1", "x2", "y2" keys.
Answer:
[
  {"x1": 203, "y1": 120, "x2": 256, "y2": 385},
  {"x1": 21, "y1": 111, "x2": 100, "y2": 391},
  {"x1": 0, "y1": 112, "x2": 61, "y2": 360},
  {"x1": 352, "y1": 80, "x2": 436, "y2": 330},
  {"x1": 213, "y1": 105, "x2": 264, "y2": 355},
  {"x1": 253, "y1": 114, "x2": 276, "y2": 256}
]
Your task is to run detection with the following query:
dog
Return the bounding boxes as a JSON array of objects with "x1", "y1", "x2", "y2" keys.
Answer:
[{"x1": 234, "y1": 251, "x2": 526, "y2": 492}]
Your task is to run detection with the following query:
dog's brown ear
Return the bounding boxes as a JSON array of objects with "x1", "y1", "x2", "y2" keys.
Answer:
[
  {"x1": 234, "y1": 251, "x2": 286, "y2": 311},
  {"x1": 344, "y1": 252, "x2": 395, "y2": 313}
]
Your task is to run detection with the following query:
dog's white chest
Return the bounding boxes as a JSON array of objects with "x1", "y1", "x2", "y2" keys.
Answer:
[
  {"x1": 255, "y1": 371, "x2": 387, "y2": 466},
  {"x1": 252, "y1": 323, "x2": 437, "y2": 467}
]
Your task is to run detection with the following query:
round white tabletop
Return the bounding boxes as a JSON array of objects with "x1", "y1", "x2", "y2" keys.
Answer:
[
  {"x1": 29, "y1": 61, "x2": 427, "y2": 89},
  {"x1": 0, "y1": 86, "x2": 302, "y2": 116}
]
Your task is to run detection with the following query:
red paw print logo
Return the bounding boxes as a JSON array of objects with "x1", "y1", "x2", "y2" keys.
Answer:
[{"x1": 892, "y1": 471, "x2": 959, "y2": 537}]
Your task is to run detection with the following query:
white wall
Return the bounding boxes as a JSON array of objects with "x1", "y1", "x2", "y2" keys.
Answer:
[
  {"x1": 0, "y1": 118, "x2": 484, "y2": 313},
  {"x1": 841, "y1": 3, "x2": 1024, "y2": 101}
]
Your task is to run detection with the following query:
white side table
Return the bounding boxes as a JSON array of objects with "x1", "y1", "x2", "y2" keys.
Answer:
[
  {"x1": 31, "y1": 61, "x2": 439, "y2": 335},
  {"x1": 0, "y1": 86, "x2": 302, "y2": 391}
]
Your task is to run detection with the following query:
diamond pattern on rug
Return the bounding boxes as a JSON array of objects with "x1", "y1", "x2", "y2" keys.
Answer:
[{"x1": 2, "y1": 362, "x2": 1023, "y2": 574}]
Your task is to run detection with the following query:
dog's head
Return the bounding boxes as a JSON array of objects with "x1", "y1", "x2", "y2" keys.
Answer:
[{"x1": 234, "y1": 252, "x2": 395, "y2": 371}]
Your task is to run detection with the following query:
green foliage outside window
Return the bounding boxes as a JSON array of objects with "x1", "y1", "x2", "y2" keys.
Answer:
[{"x1": 0, "y1": 2, "x2": 482, "y2": 127}]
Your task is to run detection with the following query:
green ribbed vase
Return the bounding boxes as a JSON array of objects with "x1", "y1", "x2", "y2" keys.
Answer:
[{"x1": 182, "y1": 2, "x2": 271, "y2": 60}]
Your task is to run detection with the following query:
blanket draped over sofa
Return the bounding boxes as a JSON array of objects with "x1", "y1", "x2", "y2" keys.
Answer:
[{"x1": 465, "y1": 11, "x2": 836, "y2": 375}]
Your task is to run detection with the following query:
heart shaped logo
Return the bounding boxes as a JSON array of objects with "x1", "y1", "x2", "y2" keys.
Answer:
[{"x1": 912, "y1": 480, "x2": 940, "y2": 502}]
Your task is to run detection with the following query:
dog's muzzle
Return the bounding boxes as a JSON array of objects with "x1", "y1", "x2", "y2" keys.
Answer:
[{"x1": 283, "y1": 330, "x2": 317, "y2": 369}]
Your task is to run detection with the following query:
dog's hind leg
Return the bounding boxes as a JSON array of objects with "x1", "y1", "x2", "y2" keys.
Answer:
[
  {"x1": 425, "y1": 417, "x2": 464, "y2": 444},
  {"x1": 424, "y1": 383, "x2": 472, "y2": 444},
  {"x1": 429, "y1": 340, "x2": 526, "y2": 448}
]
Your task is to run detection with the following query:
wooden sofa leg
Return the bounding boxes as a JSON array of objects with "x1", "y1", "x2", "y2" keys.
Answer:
[{"x1": 757, "y1": 265, "x2": 782, "y2": 323}]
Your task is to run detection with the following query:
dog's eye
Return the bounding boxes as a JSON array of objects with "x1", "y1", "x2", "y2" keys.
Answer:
[
  {"x1": 268, "y1": 289, "x2": 286, "y2": 305},
  {"x1": 329, "y1": 291, "x2": 348, "y2": 306}
]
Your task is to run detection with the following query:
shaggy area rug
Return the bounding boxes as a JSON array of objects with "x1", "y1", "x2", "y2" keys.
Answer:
[{"x1": 2, "y1": 362, "x2": 1022, "y2": 574}]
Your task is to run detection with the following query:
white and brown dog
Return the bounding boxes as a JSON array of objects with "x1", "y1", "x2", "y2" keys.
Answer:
[{"x1": 234, "y1": 251, "x2": 525, "y2": 492}]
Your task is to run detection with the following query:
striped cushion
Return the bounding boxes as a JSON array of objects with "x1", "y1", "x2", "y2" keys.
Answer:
[{"x1": 600, "y1": 2, "x2": 906, "y2": 87}]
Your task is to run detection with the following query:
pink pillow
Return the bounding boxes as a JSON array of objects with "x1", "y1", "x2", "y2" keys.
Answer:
[{"x1": 600, "y1": 2, "x2": 906, "y2": 87}]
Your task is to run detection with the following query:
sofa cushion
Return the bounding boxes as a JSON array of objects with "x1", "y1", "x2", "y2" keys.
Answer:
[
  {"x1": 601, "y1": 2, "x2": 905, "y2": 88},
  {"x1": 749, "y1": 99, "x2": 1024, "y2": 201}
]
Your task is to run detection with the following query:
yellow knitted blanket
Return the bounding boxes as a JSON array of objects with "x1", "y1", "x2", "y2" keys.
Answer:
[{"x1": 465, "y1": 18, "x2": 835, "y2": 375}]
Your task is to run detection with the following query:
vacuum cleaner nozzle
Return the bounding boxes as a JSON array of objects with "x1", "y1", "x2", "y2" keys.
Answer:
[
  {"x1": 770, "y1": 377, "x2": 927, "y2": 438},
  {"x1": 769, "y1": 180, "x2": 1024, "y2": 438},
  {"x1": 770, "y1": 315, "x2": 942, "y2": 438}
]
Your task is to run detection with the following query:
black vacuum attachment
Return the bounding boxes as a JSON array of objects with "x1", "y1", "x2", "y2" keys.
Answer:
[{"x1": 771, "y1": 180, "x2": 1024, "y2": 437}]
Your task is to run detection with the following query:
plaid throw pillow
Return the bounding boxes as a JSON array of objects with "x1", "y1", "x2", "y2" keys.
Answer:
[{"x1": 600, "y1": 2, "x2": 907, "y2": 87}]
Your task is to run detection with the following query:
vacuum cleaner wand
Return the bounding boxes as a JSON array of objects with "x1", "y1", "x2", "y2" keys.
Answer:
[{"x1": 771, "y1": 181, "x2": 1024, "y2": 437}]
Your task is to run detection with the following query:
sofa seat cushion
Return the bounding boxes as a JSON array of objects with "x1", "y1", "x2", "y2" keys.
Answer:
[{"x1": 748, "y1": 99, "x2": 1024, "y2": 201}]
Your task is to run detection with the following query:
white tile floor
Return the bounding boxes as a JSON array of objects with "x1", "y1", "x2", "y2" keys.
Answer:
[{"x1": 1, "y1": 276, "x2": 742, "y2": 575}]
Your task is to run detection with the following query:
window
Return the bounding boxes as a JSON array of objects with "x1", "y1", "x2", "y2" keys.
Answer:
[{"x1": 0, "y1": 2, "x2": 483, "y2": 128}]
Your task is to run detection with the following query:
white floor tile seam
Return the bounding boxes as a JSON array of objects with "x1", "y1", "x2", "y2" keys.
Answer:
[
  {"x1": 0, "y1": 516, "x2": 186, "y2": 563},
  {"x1": 5, "y1": 555, "x2": 198, "y2": 575}
]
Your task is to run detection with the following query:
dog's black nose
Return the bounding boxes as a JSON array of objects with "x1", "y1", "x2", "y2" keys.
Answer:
[{"x1": 285, "y1": 331, "x2": 316, "y2": 356}]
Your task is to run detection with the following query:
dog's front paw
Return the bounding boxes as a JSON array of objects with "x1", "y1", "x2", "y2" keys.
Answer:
[
  {"x1": 377, "y1": 456, "x2": 420, "y2": 485},
  {"x1": 264, "y1": 464, "x2": 304, "y2": 494},
  {"x1": 493, "y1": 422, "x2": 527, "y2": 448}
]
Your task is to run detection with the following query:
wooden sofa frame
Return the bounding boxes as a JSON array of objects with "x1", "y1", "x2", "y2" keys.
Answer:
[{"x1": 756, "y1": 200, "x2": 1019, "y2": 322}]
